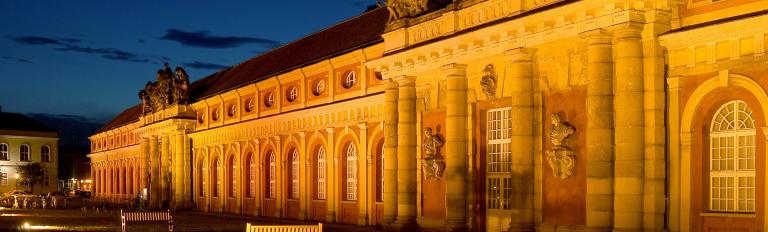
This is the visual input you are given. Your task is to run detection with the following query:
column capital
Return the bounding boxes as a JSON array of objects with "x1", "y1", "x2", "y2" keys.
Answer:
[
  {"x1": 667, "y1": 76, "x2": 683, "y2": 90},
  {"x1": 441, "y1": 63, "x2": 468, "y2": 76},
  {"x1": 504, "y1": 47, "x2": 533, "y2": 62},
  {"x1": 326, "y1": 127, "x2": 335, "y2": 135},
  {"x1": 358, "y1": 123, "x2": 368, "y2": 130},
  {"x1": 393, "y1": 75, "x2": 417, "y2": 86},
  {"x1": 613, "y1": 24, "x2": 643, "y2": 41},
  {"x1": 680, "y1": 132, "x2": 693, "y2": 147},
  {"x1": 580, "y1": 29, "x2": 612, "y2": 45},
  {"x1": 298, "y1": 131, "x2": 306, "y2": 138},
  {"x1": 273, "y1": 135, "x2": 281, "y2": 142}
]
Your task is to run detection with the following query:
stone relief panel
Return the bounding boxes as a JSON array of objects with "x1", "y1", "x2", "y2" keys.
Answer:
[{"x1": 537, "y1": 43, "x2": 586, "y2": 91}]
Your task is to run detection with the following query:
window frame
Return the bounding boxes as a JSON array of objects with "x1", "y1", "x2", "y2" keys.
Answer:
[
  {"x1": 345, "y1": 142, "x2": 358, "y2": 201},
  {"x1": 316, "y1": 145, "x2": 326, "y2": 200},
  {"x1": 291, "y1": 149, "x2": 300, "y2": 199},
  {"x1": 708, "y1": 100, "x2": 757, "y2": 213},
  {"x1": 20, "y1": 144, "x2": 30, "y2": 162},
  {"x1": 486, "y1": 107, "x2": 513, "y2": 211},
  {"x1": 0, "y1": 143, "x2": 7, "y2": 160},
  {"x1": 41, "y1": 145, "x2": 50, "y2": 162}
]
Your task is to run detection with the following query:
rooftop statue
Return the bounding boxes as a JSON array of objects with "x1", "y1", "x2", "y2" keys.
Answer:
[
  {"x1": 139, "y1": 63, "x2": 191, "y2": 115},
  {"x1": 386, "y1": 0, "x2": 453, "y2": 23}
]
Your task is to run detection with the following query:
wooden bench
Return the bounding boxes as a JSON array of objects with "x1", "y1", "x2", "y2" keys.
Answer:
[
  {"x1": 245, "y1": 223, "x2": 322, "y2": 232},
  {"x1": 120, "y1": 209, "x2": 173, "y2": 232}
]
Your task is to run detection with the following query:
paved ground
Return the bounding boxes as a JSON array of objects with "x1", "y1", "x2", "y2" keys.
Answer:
[{"x1": 0, "y1": 207, "x2": 385, "y2": 231}]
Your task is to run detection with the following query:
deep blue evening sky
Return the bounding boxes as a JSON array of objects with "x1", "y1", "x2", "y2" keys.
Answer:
[{"x1": 0, "y1": 0, "x2": 376, "y2": 121}]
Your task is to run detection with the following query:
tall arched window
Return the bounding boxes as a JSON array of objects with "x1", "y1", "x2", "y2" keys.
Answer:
[
  {"x1": 41, "y1": 146, "x2": 50, "y2": 162},
  {"x1": 199, "y1": 160, "x2": 207, "y2": 197},
  {"x1": 317, "y1": 146, "x2": 326, "y2": 200},
  {"x1": 213, "y1": 158, "x2": 221, "y2": 197},
  {"x1": 376, "y1": 140, "x2": 384, "y2": 202},
  {"x1": 127, "y1": 167, "x2": 133, "y2": 194},
  {"x1": 709, "y1": 100, "x2": 757, "y2": 212},
  {"x1": 0, "y1": 143, "x2": 8, "y2": 160},
  {"x1": 228, "y1": 156, "x2": 236, "y2": 197},
  {"x1": 20, "y1": 144, "x2": 30, "y2": 161},
  {"x1": 291, "y1": 149, "x2": 300, "y2": 199},
  {"x1": 268, "y1": 151, "x2": 276, "y2": 199},
  {"x1": 246, "y1": 153, "x2": 255, "y2": 198},
  {"x1": 345, "y1": 142, "x2": 358, "y2": 201}
]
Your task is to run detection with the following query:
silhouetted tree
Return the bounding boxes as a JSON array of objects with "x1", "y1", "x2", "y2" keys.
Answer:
[{"x1": 17, "y1": 163, "x2": 45, "y2": 194}]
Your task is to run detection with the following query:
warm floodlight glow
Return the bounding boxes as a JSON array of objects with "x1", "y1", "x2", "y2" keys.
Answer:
[
  {"x1": 23, "y1": 222, "x2": 29, "y2": 229},
  {"x1": 14, "y1": 174, "x2": 19, "y2": 179}
]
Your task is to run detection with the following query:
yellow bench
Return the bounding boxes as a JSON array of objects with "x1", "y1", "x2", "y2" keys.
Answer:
[{"x1": 245, "y1": 223, "x2": 322, "y2": 232}]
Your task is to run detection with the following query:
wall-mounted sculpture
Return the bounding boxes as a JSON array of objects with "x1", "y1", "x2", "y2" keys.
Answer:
[
  {"x1": 546, "y1": 113, "x2": 576, "y2": 179},
  {"x1": 480, "y1": 64, "x2": 497, "y2": 99},
  {"x1": 422, "y1": 127, "x2": 445, "y2": 181},
  {"x1": 386, "y1": 0, "x2": 452, "y2": 23},
  {"x1": 139, "y1": 63, "x2": 190, "y2": 115}
]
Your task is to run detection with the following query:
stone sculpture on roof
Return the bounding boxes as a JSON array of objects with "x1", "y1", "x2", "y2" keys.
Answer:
[
  {"x1": 139, "y1": 63, "x2": 191, "y2": 115},
  {"x1": 386, "y1": 0, "x2": 453, "y2": 23}
]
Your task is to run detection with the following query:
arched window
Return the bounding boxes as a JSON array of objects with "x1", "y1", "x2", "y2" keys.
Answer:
[
  {"x1": 345, "y1": 142, "x2": 358, "y2": 201},
  {"x1": 268, "y1": 151, "x2": 276, "y2": 199},
  {"x1": 20, "y1": 144, "x2": 30, "y2": 161},
  {"x1": 199, "y1": 160, "x2": 206, "y2": 197},
  {"x1": 41, "y1": 146, "x2": 50, "y2": 162},
  {"x1": 246, "y1": 153, "x2": 255, "y2": 198},
  {"x1": 228, "y1": 156, "x2": 236, "y2": 197},
  {"x1": 127, "y1": 167, "x2": 133, "y2": 194},
  {"x1": 291, "y1": 149, "x2": 299, "y2": 199},
  {"x1": 709, "y1": 100, "x2": 757, "y2": 212},
  {"x1": 213, "y1": 158, "x2": 221, "y2": 197},
  {"x1": 317, "y1": 146, "x2": 326, "y2": 200},
  {"x1": 0, "y1": 143, "x2": 7, "y2": 160},
  {"x1": 377, "y1": 140, "x2": 384, "y2": 202}
]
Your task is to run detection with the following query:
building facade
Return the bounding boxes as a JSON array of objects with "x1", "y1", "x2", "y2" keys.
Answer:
[
  {"x1": 88, "y1": 0, "x2": 768, "y2": 231},
  {"x1": 0, "y1": 111, "x2": 59, "y2": 195}
]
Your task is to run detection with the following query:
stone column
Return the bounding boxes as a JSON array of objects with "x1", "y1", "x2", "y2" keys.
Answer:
[
  {"x1": 254, "y1": 139, "x2": 262, "y2": 216},
  {"x1": 325, "y1": 128, "x2": 337, "y2": 222},
  {"x1": 184, "y1": 135, "x2": 192, "y2": 208},
  {"x1": 394, "y1": 75, "x2": 418, "y2": 229},
  {"x1": 582, "y1": 29, "x2": 614, "y2": 231},
  {"x1": 382, "y1": 80, "x2": 399, "y2": 227},
  {"x1": 161, "y1": 134, "x2": 171, "y2": 209},
  {"x1": 613, "y1": 26, "x2": 644, "y2": 231},
  {"x1": 274, "y1": 135, "x2": 283, "y2": 218},
  {"x1": 443, "y1": 64, "x2": 469, "y2": 231},
  {"x1": 141, "y1": 137, "x2": 149, "y2": 203},
  {"x1": 358, "y1": 123, "x2": 370, "y2": 226},
  {"x1": 643, "y1": 10, "x2": 670, "y2": 231},
  {"x1": 173, "y1": 130, "x2": 186, "y2": 209},
  {"x1": 299, "y1": 132, "x2": 308, "y2": 220},
  {"x1": 666, "y1": 76, "x2": 681, "y2": 232},
  {"x1": 505, "y1": 48, "x2": 536, "y2": 231},
  {"x1": 149, "y1": 136, "x2": 160, "y2": 209}
]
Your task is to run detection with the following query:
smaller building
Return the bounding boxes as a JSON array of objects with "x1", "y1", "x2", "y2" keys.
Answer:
[{"x1": 0, "y1": 109, "x2": 59, "y2": 194}]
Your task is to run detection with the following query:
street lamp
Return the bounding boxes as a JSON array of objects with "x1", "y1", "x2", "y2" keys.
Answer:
[{"x1": 14, "y1": 174, "x2": 20, "y2": 191}]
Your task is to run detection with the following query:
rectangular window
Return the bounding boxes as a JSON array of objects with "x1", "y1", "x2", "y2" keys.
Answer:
[
  {"x1": 0, "y1": 169, "x2": 6, "y2": 186},
  {"x1": 486, "y1": 107, "x2": 512, "y2": 210},
  {"x1": 710, "y1": 133, "x2": 756, "y2": 212}
]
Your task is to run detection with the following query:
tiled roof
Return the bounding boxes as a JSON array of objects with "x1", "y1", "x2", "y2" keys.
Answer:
[
  {"x1": 0, "y1": 112, "x2": 58, "y2": 134},
  {"x1": 95, "y1": 104, "x2": 141, "y2": 133},
  {"x1": 188, "y1": 7, "x2": 389, "y2": 100},
  {"x1": 97, "y1": 7, "x2": 390, "y2": 133}
]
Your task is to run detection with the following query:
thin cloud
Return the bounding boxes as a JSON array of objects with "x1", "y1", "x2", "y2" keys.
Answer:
[
  {"x1": 9, "y1": 36, "x2": 73, "y2": 46},
  {"x1": 9, "y1": 34, "x2": 152, "y2": 64},
  {"x1": 183, "y1": 61, "x2": 229, "y2": 70},
  {"x1": 159, "y1": 29, "x2": 281, "y2": 49},
  {"x1": 55, "y1": 45, "x2": 150, "y2": 63},
  {"x1": 2, "y1": 56, "x2": 34, "y2": 64}
]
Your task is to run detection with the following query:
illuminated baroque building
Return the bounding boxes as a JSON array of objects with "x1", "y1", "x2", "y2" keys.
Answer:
[
  {"x1": 0, "y1": 110, "x2": 59, "y2": 194},
  {"x1": 88, "y1": 0, "x2": 768, "y2": 231}
]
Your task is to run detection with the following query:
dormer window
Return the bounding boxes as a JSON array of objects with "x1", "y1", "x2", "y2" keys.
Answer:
[
  {"x1": 342, "y1": 71, "x2": 356, "y2": 89},
  {"x1": 227, "y1": 104, "x2": 237, "y2": 117},
  {"x1": 264, "y1": 92, "x2": 275, "y2": 108},
  {"x1": 287, "y1": 86, "x2": 298, "y2": 102}
]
